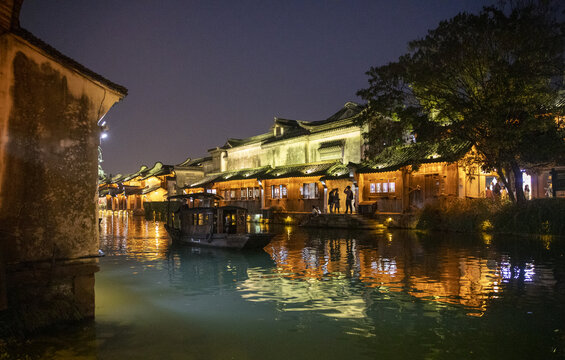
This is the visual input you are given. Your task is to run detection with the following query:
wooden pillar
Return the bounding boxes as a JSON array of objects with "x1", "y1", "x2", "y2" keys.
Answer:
[{"x1": 402, "y1": 168, "x2": 410, "y2": 212}]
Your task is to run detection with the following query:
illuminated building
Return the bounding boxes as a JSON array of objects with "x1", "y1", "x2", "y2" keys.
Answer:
[{"x1": 182, "y1": 102, "x2": 366, "y2": 214}]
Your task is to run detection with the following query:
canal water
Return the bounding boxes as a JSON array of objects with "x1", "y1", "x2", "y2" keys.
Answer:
[{"x1": 6, "y1": 213, "x2": 565, "y2": 359}]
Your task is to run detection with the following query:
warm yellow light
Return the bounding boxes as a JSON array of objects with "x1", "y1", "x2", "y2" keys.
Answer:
[
  {"x1": 481, "y1": 220, "x2": 493, "y2": 231},
  {"x1": 284, "y1": 216, "x2": 292, "y2": 223},
  {"x1": 482, "y1": 233, "x2": 492, "y2": 245}
]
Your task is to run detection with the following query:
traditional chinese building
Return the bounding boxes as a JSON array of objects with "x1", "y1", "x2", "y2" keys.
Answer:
[
  {"x1": 183, "y1": 102, "x2": 366, "y2": 214},
  {"x1": 99, "y1": 161, "x2": 174, "y2": 214}
]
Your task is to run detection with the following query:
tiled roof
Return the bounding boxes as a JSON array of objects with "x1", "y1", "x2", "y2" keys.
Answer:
[
  {"x1": 176, "y1": 156, "x2": 212, "y2": 167},
  {"x1": 258, "y1": 161, "x2": 340, "y2": 180},
  {"x1": 320, "y1": 163, "x2": 354, "y2": 180},
  {"x1": 357, "y1": 140, "x2": 471, "y2": 174},
  {"x1": 104, "y1": 162, "x2": 173, "y2": 184},
  {"x1": 187, "y1": 173, "x2": 224, "y2": 188},
  {"x1": 13, "y1": 28, "x2": 127, "y2": 95},
  {"x1": 141, "y1": 184, "x2": 162, "y2": 195},
  {"x1": 187, "y1": 166, "x2": 272, "y2": 188},
  {"x1": 215, "y1": 102, "x2": 364, "y2": 150},
  {"x1": 138, "y1": 162, "x2": 174, "y2": 180},
  {"x1": 186, "y1": 161, "x2": 354, "y2": 187},
  {"x1": 120, "y1": 165, "x2": 148, "y2": 182}
]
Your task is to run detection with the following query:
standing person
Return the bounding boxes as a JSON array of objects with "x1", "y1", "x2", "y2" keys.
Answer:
[
  {"x1": 334, "y1": 189, "x2": 341, "y2": 213},
  {"x1": 485, "y1": 184, "x2": 494, "y2": 200},
  {"x1": 493, "y1": 182, "x2": 501, "y2": 199},
  {"x1": 344, "y1": 186, "x2": 354, "y2": 214},
  {"x1": 328, "y1": 189, "x2": 335, "y2": 213},
  {"x1": 524, "y1": 184, "x2": 530, "y2": 200}
]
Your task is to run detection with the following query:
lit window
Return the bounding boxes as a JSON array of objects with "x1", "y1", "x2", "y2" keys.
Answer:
[
  {"x1": 389, "y1": 182, "x2": 395, "y2": 193},
  {"x1": 382, "y1": 182, "x2": 389, "y2": 193},
  {"x1": 241, "y1": 188, "x2": 247, "y2": 200},
  {"x1": 302, "y1": 183, "x2": 319, "y2": 199},
  {"x1": 231, "y1": 189, "x2": 236, "y2": 199},
  {"x1": 271, "y1": 185, "x2": 280, "y2": 199},
  {"x1": 376, "y1": 183, "x2": 382, "y2": 193},
  {"x1": 370, "y1": 183, "x2": 376, "y2": 193}
]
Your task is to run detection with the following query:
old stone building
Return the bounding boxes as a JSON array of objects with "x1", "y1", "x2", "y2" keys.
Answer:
[{"x1": 0, "y1": 0, "x2": 127, "y2": 332}]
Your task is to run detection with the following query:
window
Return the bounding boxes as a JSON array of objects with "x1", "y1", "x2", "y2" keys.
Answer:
[
  {"x1": 302, "y1": 183, "x2": 319, "y2": 199},
  {"x1": 372, "y1": 180, "x2": 396, "y2": 194},
  {"x1": 224, "y1": 190, "x2": 230, "y2": 200},
  {"x1": 248, "y1": 188, "x2": 254, "y2": 199},
  {"x1": 271, "y1": 185, "x2": 287, "y2": 199},
  {"x1": 230, "y1": 189, "x2": 236, "y2": 200},
  {"x1": 254, "y1": 187, "x2": 260, "y2": 199},
  {"x1": 241, "y1": 188, "x2": 247, "y2": 200},
  {"x1": 192, "y1": 213, "x2": 205, "y2": 226}
]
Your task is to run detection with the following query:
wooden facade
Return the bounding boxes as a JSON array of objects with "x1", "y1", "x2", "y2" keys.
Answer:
[{"x1": 357, "y1": 161, "x2": 500, "y2": 214}]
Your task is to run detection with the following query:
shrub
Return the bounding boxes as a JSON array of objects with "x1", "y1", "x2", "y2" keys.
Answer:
[
  {"x1": 417, "y1": 198, "x2": 500, "y2": 232},
  {"x1": 492, "y1": 198, "x2": 565, "y2": 236}
]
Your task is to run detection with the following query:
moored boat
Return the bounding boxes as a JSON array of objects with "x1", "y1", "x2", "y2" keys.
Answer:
[{"x1": 164, "y1": 193, "x2": 274, "y2": 250}]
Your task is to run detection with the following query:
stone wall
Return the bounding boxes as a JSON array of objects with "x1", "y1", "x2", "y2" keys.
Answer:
[{"x1": 0, "y1": 17, "x2": 125, "y2": 333}]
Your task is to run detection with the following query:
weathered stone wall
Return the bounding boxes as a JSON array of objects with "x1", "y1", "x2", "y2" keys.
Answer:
[
  {"x1": 0, "y1": 26, "x2": 125, "y2": 333},
  {"x1": 0, "y1": 34, "x2": 122, "y2": 263}
]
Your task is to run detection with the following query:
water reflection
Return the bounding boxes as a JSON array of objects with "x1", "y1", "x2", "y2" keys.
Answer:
[
  {"x1": 11, "y1": 213, "x2": 561, "y2": 359},
  {"x1": 99, "y1": 213, "x2": 563, "y2": 320},
  {"x1": 99, "y1": 211, "x2": 170, "y2": 261}
]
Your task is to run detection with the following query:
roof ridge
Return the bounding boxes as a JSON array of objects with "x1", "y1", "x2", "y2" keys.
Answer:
[{"x1": 13, "y1": 28, "x2": 127, "y2": 95}]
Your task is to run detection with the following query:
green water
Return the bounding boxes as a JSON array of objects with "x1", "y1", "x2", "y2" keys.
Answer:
[{"x1": 5, "y1": 213, "x2": 565, "y2": 359}]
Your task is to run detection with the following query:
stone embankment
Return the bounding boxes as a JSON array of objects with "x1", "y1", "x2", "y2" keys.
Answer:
[{"x1": 271, "y1": 212, "x2": 385, "y2": 229}]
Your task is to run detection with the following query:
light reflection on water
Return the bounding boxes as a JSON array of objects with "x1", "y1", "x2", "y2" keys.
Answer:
[{"x1": 9, "y1": 213, "x2": 565, "y2": 359}]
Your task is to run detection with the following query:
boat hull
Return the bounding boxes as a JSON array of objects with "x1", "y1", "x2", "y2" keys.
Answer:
[{"x1": 165, "y1": 224, "x2": 273, "y2": 250}]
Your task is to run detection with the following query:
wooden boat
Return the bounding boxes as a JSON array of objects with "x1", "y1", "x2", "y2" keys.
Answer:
[{"x1": 164, "y1": 193, "x2": 274, "y2": 250}]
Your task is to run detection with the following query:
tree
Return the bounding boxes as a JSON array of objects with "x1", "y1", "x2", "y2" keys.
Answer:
[{"x1": 357, "y1": 1, "x2": 565, "y2": 205}]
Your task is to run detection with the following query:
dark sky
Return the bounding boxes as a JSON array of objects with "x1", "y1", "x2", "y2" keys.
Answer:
[{"x1": 21, "y1": 0, "x2": 492, "y2": 176}]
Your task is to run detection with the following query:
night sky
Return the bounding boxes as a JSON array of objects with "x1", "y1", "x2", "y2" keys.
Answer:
[{"x1": 21, "y1": 1, "x2": 492, "y2": 176}]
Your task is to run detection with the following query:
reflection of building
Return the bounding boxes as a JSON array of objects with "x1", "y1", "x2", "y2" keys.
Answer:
[{"x1": 260, "y1": 231, "x2": 508, "y2": 316}]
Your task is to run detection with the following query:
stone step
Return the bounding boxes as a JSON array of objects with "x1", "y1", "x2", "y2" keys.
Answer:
[{"x1": 300, "y1": 214, "x2": 384, "y2": 229}]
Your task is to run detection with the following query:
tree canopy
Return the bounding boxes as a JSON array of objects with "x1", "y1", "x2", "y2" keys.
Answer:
[{"x1": 357, "y1": 0, "x2": 565, "y2": 205}]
